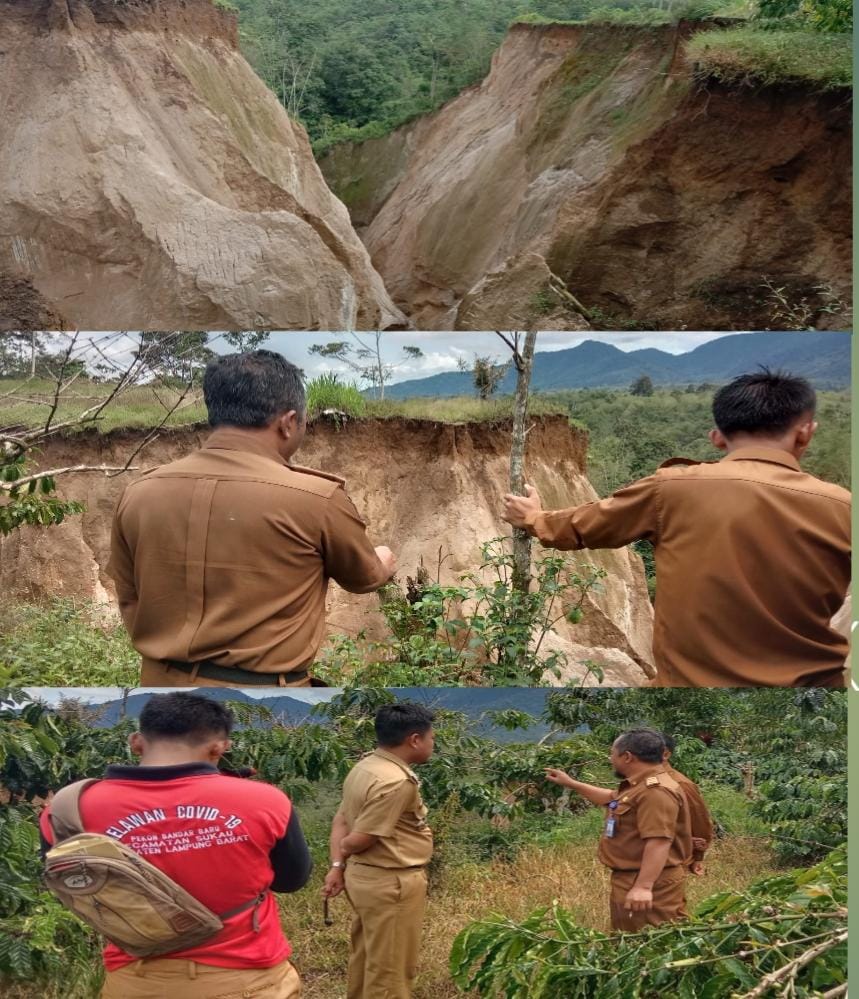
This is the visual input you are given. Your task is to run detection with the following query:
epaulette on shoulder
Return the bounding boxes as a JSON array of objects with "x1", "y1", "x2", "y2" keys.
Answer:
[
  {"x1": 645, "y1": 775, "x2": 661, "y2": 787},
  {"x1": 657, "y1": 456, "x2": 704, "y2": 470},
  {"x1": 286, "y1": 463, "x2": 346, "y2": 486}
]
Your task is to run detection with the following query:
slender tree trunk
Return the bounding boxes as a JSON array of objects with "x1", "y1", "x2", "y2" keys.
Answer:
[
  {"x1": 30, "y1": 332, "x2": 37, "y2": 377},
  {"x1": 510, "y1": 332, "x2": 537, "y2": 593}
]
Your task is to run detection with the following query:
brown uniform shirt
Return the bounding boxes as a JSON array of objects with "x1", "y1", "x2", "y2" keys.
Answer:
[
  {"x1": 665, "y1": 764, "x2": 713, "y2": 862},
  {"x1": 524, "y1": 447, "x2": 851, "y2": 687},
  {"x1": 107, "y1": 428, "x2": 389, "y2": 675},
  {"x1": 339, "y1": 749, "x2": 433, "y2": 869},
  {"x1": 598, "y1": 767, "x2": 692, "y2": 872}
]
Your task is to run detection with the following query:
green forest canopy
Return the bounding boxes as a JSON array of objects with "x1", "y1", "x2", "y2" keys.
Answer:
[{"x1": 230, "y1": 0, "x2": 852, "y2": 151}]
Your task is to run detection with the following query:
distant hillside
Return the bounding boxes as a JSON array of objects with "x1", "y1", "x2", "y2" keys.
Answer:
[
  {"x1": 63, "y1": 689, "x2": 558, "y2": 743},
  {"x1": 383, "y1": 332, "x2": 851, "y2": 399}
]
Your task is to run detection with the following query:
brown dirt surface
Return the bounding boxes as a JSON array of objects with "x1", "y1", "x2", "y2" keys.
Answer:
[
  {"x1": 0, "y1": 0, "x2": 403, "y2": 330},
  {"x1": 0, "y1": 416, "x2": 654, "y2": 685},
  {"x1": 319, "y1": 21, "x2": 852, "y2": 331}
]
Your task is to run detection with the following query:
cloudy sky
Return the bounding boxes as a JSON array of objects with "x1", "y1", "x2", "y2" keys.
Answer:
[{"x1": 54, "y1": 331, "x2": 733, "y2": 385}]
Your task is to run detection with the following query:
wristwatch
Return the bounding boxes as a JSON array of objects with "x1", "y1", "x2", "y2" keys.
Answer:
[{"x1": 330, "y1": 860, "x2": 345, "y2": 869}]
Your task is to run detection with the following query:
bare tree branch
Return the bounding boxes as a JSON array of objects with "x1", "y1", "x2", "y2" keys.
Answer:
[
  {"x1": 0, "y1": 464, "x2": 140, "y2": 491},
  {"x1": 739, "y1": 930, "x2": 847, "y2": 999}
]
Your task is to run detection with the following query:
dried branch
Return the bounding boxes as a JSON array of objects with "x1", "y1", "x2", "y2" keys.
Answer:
[
  {"x1": 739, "y1": 930, "x2": 847, "y2": 999},
  {"x1": 0, "y1": 464, "x2": 140, "y2": 491}
]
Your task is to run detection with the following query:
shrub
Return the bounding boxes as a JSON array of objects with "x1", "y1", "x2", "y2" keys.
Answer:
[{"x1": 305, "y1": 373, "x2": 367, "y2": 420}]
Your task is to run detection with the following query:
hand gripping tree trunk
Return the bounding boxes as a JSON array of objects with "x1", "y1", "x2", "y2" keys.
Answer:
[{"x1": 497, "y1": 332, "x2": 537, "y2": 593}]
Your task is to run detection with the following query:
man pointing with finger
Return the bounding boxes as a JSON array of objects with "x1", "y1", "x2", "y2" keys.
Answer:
[
  {"x1": 546, "y1": 728, "x2": 691, "y2": 931},
  {"x1": 503, "y1": 369, "x2": 851, "y2": 687}
]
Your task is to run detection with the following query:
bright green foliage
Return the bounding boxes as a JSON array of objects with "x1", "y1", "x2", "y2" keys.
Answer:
[
  {"x1": 319, "y1": 538, "x2": 608, "y2": 686},
  {"x1": 686, "y1": 27, "x2": 852, "y2": 88},
  {"x1": 759, "y1": 0, "x2": 852, "y2": 29},
  {"x1": 450, "y1": 845, "x2": 846, "y2": 998},
  {"x1": 0, "y1": 456, "x2": 85, "y2": 537},
  {"x1": 305, "y1": 374, "x2": 367, "y2": 419},
  {"x1": 0, "y1": 601, "x2": 139, "y2": 688}
]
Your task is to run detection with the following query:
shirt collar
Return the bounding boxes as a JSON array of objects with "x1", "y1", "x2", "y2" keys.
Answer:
[
  {"x1": 622, "y1": 765, "x2": 667, "y2": 788},
  {"x1": 372, "y1": 748, "x2": 419, "y2": 782},
  {"x1": 104, "y1": 762, "x2": 220, "y2": 782},
  {"x1": 721, "y1": 446, "x2": 801, "y2": 471},
  {"x1": 202, "y1": 427, "x2": 288, "y2": 466}
]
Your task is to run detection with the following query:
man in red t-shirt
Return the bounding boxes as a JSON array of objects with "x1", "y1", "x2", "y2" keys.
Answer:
[{"x1": 40, "y1": 692, "x2": 312, "y2": 999}]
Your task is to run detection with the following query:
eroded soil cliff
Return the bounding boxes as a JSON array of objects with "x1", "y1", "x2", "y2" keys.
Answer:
[
  {"x1": 0, "y1": 416, "x2": 654, "y2": 685},
  {"x1": 320, "y1": 22, "x2": 852, "y2": 331},
  {"x1": 0, "y1": 0, "x2": 403, "y2": 330}
]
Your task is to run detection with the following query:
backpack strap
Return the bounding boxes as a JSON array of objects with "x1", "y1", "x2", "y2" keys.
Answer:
[
  {"x1": 219, "y1": 891, "x2": 269, "y2": 932},
  {"x1": 49, "y1": 779, "x2": 102, "y2": 843}
]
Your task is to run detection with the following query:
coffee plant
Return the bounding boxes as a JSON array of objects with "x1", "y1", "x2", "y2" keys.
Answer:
[{"x1": 451, "y1": 845, "x2": 847, "y2": 998}]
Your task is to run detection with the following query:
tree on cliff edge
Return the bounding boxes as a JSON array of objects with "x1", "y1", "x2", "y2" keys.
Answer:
[{"x1": 497, "y1": 331, "x2": 538, "y2": 593}]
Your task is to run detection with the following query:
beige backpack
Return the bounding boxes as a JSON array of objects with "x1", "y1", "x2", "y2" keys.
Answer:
[{"x1": 44, "y1": 779, "x2": 266, "y2": 958}]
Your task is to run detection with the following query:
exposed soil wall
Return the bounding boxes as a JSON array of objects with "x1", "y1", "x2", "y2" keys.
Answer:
[
  {"x1": 320, "y1": 22, "x2": 852, "y2": 331},
  {"x1": 0, "y1": 0, "x2": 403, "y2": 330},
  {"x1": 0, "y1": 416, "x2": 654, "y2": 685}
]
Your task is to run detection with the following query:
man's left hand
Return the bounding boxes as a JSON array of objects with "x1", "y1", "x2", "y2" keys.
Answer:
[{"x1": 625, "y1": 885, "x2": 653, "y2": 912}]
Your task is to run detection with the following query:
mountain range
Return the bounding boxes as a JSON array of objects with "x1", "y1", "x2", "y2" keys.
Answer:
[
  {"x1": 383, "y1": 332, "x2": 851, "y2": 398},
  {"x1": 42, "y1": 688, "x2": 558, "y2": 743}
]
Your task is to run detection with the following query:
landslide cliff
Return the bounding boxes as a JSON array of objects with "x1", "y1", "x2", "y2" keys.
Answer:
[
  {"x1": 320, "y1": 22, "x2": 852, "y2": 331},
  {"x1": 0, "y1": 0, "x2": 403, "y2": 330},
  {"x1": 0, "y1": 417, "x2": 654, "y2": 685}
]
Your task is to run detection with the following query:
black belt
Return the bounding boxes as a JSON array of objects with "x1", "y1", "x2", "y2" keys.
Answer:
[{"x1": 164, "y1": 659, "x2": 309, "y2": 686}]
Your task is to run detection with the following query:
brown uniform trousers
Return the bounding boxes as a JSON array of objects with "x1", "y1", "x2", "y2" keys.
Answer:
[
  {"x1": 345, "y1": 865, "x2": 428, "y2": 999},
  {"x1": 338, "y1": 750, "x2": 434, "y2": 998},
  {"x1": 609, "y1": 866, "x2": 689, "y2": 931},
  {"x1": 101, "y1": 958, "x2": 301, "y2": 998},
  {"x1": 524, "y1": 446, "x2": 850, "y2": 686}
]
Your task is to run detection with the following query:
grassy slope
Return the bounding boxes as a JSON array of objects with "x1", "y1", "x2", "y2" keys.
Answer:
[
  {"x1": 686, "y1": 27, "x2": 852, "y2": 88},
  {"x1": 5, "y1": 790, "x2": 777, "y2": 999}
]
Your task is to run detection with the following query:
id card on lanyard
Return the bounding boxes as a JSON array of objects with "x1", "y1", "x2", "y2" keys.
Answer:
[{"x1": 605, "y1": 799, "x2": 619, "y2": 838}]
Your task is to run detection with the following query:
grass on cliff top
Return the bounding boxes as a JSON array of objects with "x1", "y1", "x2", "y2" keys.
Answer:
[
  {"x1": 0, "y1": 378, "x2": 568, "y2": 433},
  {"x1": 686, "y1": 26, "x2": 852, "y2": 88}
]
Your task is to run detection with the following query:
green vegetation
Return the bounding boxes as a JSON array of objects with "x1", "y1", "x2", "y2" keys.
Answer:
[
  {"x1": 0, "y1": 688, "x2": 845, "y2": 998},
  {"x1": 452, "y1": 846, "x2": 846, "y2": 998},
  {"x1": 0, "y1": 601, "x2": 138, "y2": 688},
  {"x1": 226, "y1": 0, "x2": 850, "y2": 156},
  {"x1": 319, "y1": 539, "x2": 609, "y2": 687},
  {"x1": 305, "y1": 374, "x2": 366, "y2": 419},
  {"x1": 687, "y1": 27, "x2": 852, "y2": 88}
]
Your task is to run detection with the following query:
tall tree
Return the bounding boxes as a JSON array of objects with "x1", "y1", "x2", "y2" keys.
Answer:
[{"x1": 308, "y1": 333, "x2": 423, "y2": 399}]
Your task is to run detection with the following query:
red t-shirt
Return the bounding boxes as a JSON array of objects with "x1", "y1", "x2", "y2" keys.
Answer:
[{"x1": 41, "y1": 764, "x2": 296, "y2": 970}]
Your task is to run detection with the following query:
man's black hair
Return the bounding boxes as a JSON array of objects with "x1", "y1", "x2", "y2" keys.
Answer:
[
  {"x1": 139, "y1": 692, "x2": 234, "y2": 742},
  {"x1": 375, "y1": 703, "x2": 435, "y2": 747},
  {"x1": 661, "y1": 732, "x2": 676, "y2": 754},
  {"x1": 712, "y1": 367, "x2": 816, "y2": 437},
  {"x1": 203, "y1": 350, "x2": 306, "y2": 428},
  {"x1": 613, "y1": 728, "x2": 665, "y2": 764}
]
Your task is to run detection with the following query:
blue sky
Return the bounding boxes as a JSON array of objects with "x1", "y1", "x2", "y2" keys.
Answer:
[
  {"x1": 216, "y1": 331, "x2": 731, "y2": 384},
  {"x1": 59, "y1": 331, "x2": 735, "y2": 386}
]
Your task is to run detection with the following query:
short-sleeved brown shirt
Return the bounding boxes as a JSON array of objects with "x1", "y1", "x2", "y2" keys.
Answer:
[
  {"x1": 525, "y1": 447, "x2": 851, "y2": 687},
  {"x1": 598, "y1": 768, "x2": 692, "y2": 872},
  {"x1": 666, "y1": 765, "x2": 714, "y2": 862},
  {"x1": 339, "y1": 749, "x2": 433, "y2": 869},
  {"x1": 107, "y1": 428, "x2": 388, "y2": 675}
]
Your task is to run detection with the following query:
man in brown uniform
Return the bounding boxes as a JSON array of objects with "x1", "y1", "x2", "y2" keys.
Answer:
[
  {"x1": 503, "y1": 369, "x2": 850, "y2": 687},
  {"x1": 109, "y1": 350, "x2": 396, "y2": 687},
  {"x1": 661, "y1": 733, "x2": 714, "y2": 877},
  {"x1": 546, "y1": 728, "x2": 692, "y2": 931},
  {"x1": 323, "y1": 703, "x2": 435, "y2": 999}
]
